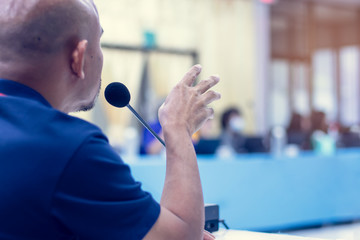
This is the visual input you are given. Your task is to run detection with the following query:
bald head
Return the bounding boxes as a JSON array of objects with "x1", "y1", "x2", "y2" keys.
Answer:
[
  {"x1": 0, "y1": 0, "x2": 104, "y2": 113},
  {"x1": 0, "y1": 0, "x2": 96, "y2": 61}
]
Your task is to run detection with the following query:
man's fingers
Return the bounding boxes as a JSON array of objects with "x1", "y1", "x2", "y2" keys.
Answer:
[
  {"x1": 196, "y1": 75, "x2": 220, "y2": 94},
  {"x1": 203, "y1": 230, "x2": 216, "y2": 240},
  {"x1": 181, "y1": 64, "x2": 202, "y2": 86},
  {"x1": 202, "y1": 90, "x2": 221, "y2": 106},
  {"x1": 206, "y1": 107, "x2": 215, "y2": 120}
]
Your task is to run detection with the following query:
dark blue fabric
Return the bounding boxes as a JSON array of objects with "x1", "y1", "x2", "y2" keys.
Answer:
[{"x1": 0, "y1": 79, "x2": 160, "y2": 240}]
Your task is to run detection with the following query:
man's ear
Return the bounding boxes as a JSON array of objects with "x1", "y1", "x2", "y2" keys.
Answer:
[{"x1": 71, "y1": 40, "x2": 88, "y2": 79}]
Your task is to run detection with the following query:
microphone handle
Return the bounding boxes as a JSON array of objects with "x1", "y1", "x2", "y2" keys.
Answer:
[{"x1": 126, "y1": 104, "x2": 166, "y2": 147}]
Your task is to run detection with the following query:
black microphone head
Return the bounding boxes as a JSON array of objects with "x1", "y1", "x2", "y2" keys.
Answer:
[{"x1": 104, "y1": 82, "x2": 131, "y2": 108}]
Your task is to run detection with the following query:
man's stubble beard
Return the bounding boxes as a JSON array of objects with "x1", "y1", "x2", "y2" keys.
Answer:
[{"x1": 77, "y1": 78, "x2": 102, "y2": 112}]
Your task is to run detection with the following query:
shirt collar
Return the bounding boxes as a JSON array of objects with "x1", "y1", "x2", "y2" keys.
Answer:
[{"x1": 0, "y1": 79, "x2": 52, "y2": 108}]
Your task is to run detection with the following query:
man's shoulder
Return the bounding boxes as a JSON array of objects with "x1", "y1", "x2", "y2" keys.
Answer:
[
  {"x1": 0, "y1": 94, "x2": 107, "y2": 154},
  {"x1": 44, "y1": 110, "x2": 108, "y2": 152},
  {"x1": 52, "y1": 110, "x2": 104, "y2": 138},
  {"x1": 35, "y1": 103, "x2": 104, "y2": 142}
]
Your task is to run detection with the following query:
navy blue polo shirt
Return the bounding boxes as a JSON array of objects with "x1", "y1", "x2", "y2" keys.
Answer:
[{"x1": 0, "y1": 79, "x2": 160, "y2": 240}]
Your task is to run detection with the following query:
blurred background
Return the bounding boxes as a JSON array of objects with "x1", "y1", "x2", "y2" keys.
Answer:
[
  {"x1": 73, "y1": 0, "x2": 360, "y2": 238},
  {"x1": 73, "y1": 0, "x2": 360, "y2": 157},
  {"x1": 78, "y1": 0, "x2": 262, "y2": 150}
]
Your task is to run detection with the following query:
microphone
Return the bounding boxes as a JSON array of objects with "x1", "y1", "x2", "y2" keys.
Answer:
[{"x1": 104, "y1": 82, "x2": 166, "y2": 147}]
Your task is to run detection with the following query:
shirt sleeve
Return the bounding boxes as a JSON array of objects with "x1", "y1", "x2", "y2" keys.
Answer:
[{"x1": 51, "y1": 132, "x2": 160, "y2": 240}]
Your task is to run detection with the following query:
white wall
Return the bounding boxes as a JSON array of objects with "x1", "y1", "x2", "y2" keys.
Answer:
[{"x1": 74, "y1": 0, "x2": 270, "y2": 142}]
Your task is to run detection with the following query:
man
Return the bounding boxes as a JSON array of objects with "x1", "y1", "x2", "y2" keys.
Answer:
[{"x1": 0, "y1": 0, "x2": 221, "y2": 239}]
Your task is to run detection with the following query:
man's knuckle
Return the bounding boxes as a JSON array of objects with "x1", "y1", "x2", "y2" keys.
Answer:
[
  {"x1": 195, "y1": 87, "x2": 203, "y2": 95},
  {"x1": 207, "y1": 90, "x2": 215, "y2": 96},
  {"x1": 208, "y1": 107, "x2": 214, "y2": 115},
  {"x1": 203, "y1": 79, "x2": 211, "y2": 86},
  {"x1": 187, "y1": 71, "x2": 196, "y2": 80},
  {"x1": 198, "y1": 99, "x2": 206, "y2": 107},
  {"x1": 185, "y1": 72, "x2": 192, "y2": 79}
]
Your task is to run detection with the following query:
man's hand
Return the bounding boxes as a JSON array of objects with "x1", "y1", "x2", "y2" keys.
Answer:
[
  {"x1": 158, "y1": 64, "x2": 221, "y2": 136},
  {"x1": 144, "y1": 65, "x2": 220, "y2": 240},
  {"x1": 204, "y1": 230, "x2": 216, "y2": 240}
]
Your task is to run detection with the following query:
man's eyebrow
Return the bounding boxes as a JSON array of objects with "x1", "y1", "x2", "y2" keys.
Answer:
[{"x1": 101, "y1": 27, "x2": 104, "y2": 36}]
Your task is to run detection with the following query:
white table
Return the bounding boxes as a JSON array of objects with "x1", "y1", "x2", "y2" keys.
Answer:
[{"x1": 213, "y1": 229, "x2": 342, "y2": 240}]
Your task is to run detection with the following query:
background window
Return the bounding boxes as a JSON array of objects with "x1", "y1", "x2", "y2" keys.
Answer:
[
  {"x1": 340, "y1": 46, "x2": 360, "y2": 126},
  {"x1": 312, "y1": 49, "x2": 337, "y2": 122},
  {"x1": 269, "y1": 60, "x2": 290, "y2": 127},
  {"x1": 292, "y1": 62, "x2": 310, "y2": 116}
]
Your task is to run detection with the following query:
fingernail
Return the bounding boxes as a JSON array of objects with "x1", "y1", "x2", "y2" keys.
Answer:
[
  {"x1": 212, "y1": 75, "x2": 220, "y2": 80},
  {"x1": 194, "y1": 64, "x2": 202, "y2": 71}
]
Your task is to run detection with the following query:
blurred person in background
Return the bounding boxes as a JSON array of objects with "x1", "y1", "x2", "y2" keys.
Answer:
[
  {"x1": 286, "y1": 112, "x2": 311, "y2": 150},
  {"x1": 338, "y1": 124, "x2": 360, "y2": 148},
  {"x1": 310, "y1": 110, "x2": 328, "y2": 135},
  {"x1": 193, "y1": 119, "x2": 220, "y2": 155},
  {"x1": 139, "y1": 99, "x2": 166, "y2": 155},
  {"x1": 216, "y1": 107, "x2": 247, "y2": 156},
  {"x1": 139, "y1": 119, "x2": 164, "y2": 155},
  {"x1": 310, "y1": 110, "x2": 336, "y2": 154}
]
